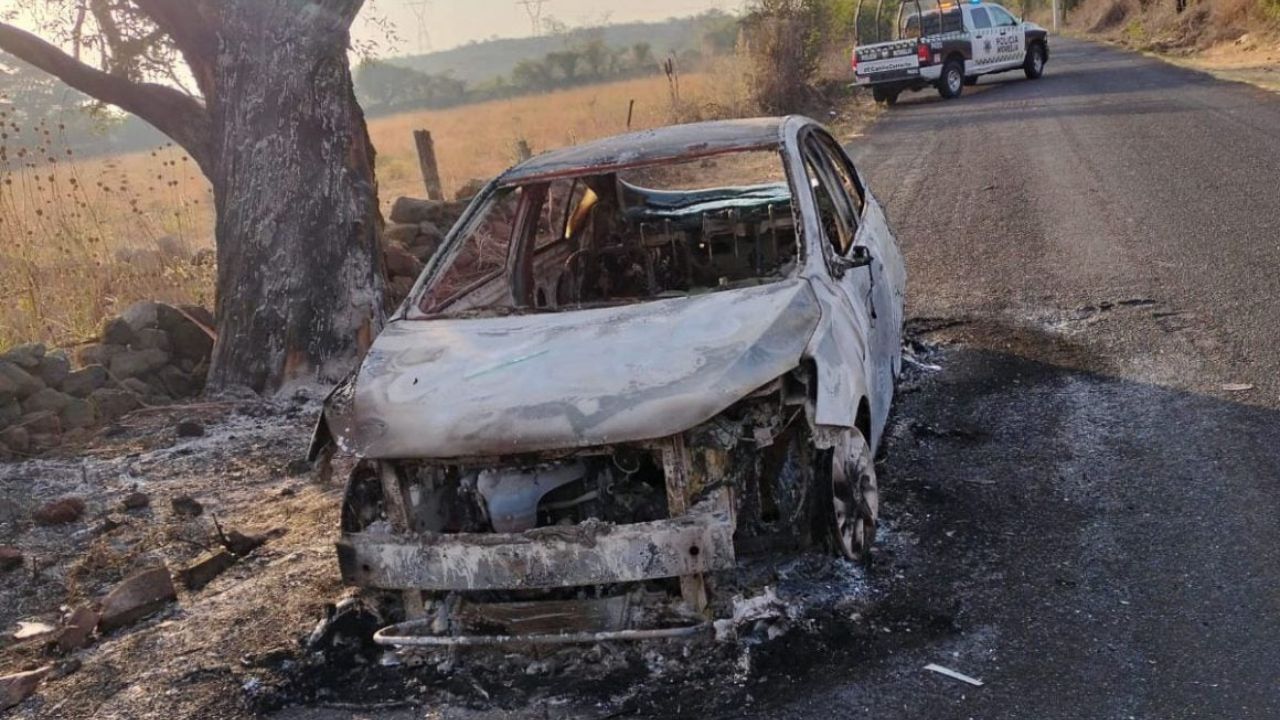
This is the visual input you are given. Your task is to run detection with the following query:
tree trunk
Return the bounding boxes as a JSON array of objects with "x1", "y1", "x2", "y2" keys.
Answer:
[{"x1": 205, "y1": 1, "x2": 384, "y2": 393}]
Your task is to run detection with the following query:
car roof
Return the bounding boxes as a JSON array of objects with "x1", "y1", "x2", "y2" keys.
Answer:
[{"x1": 499, "y1": 117, "x2": 797, "y2": 185}]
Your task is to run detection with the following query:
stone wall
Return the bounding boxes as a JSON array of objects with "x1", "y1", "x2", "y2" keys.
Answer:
[
  {"x1": 1, "y1": 193, "x2": 472, "y2": 458},
  {"x1": 382, "y1": 196, "x2": 471, "y2": 307},
  {"x1": 0, "y1": 302, "x2": 214, "y2": 458}
]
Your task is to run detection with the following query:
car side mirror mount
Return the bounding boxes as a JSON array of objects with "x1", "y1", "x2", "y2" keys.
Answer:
[{"x1": 832, "y1": 246, "x2": 873, "y2": 275}]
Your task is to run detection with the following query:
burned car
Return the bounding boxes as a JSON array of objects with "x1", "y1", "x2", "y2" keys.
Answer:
[{"x1": 311, "y1": 116, "x2": 906, "y2": 645}]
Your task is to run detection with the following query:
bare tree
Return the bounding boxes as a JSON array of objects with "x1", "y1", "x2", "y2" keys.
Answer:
[{"x1": 0, "y1": 1, "x2": 386, "y2": 394}]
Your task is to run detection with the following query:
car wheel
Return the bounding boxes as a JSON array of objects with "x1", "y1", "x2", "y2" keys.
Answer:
[
  {"x1": 937, "y1": 58, "x2": 964, "y2": 99},
  {"x1": 817, "y1": 429, "x2": 879, "y2": 563},
  {"x1": 1024, "y1": 43, "x2": 1046, "y2": 79}
]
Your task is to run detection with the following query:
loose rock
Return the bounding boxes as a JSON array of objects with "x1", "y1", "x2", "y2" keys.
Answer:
[
  {"x1": 384, "y1": 222, "x2": 420, "y2": 245},
  {"x1": 90, "y1": 388, "x2": 140, "y2": 422},
  {"x1": 171, "y1": 495, "x2": 203, "y2": 517},
  {"x1": 33, "y1": 497, "x2": 86, "y2": 526},
  {"x1": 110, "y1": 348, "x2": 170, "y2": 380},
  {"x1": 76, "y1": 343, "x2": 121, "y2": 369},
  {"x1": 60, "y1": 398, "x2": 98, "y2": 430},
  {"x1": 35, "y1": 351, "x2": 71, "y2": 389},
  {"x1": 22, "y1": 387, "x2": 71, "y2": 415},
  {"x1": 102, "y1": 317, "x2": 137, "y2": 346},
  {"x1": 455, "y1": 177, "x2": 487, "y2": 201},
  {"x1": 0, "y1": 426, "x2": 29, "y2": 454},
  {"x1": 122, "y1": 492, "x2": 150, "y2": 510},
  {"x1": 0, "y1": 361, "x2": 45, "y2": 400},
  {"x1": 0, "y1": 398, "x2": 20, "y2": 427},
  {"x1": 120, "y1": 301, "x2": 160, "y2": 332},
  {"x1": 97, "y1": 566, "x2": 177, "y2": 633},
  {"x1": 1, "y1": 343, "x2": 44, "y2": 370},
  {"x1": 390, "y1": 197, "x2": 445, "y2": 224},
  {"x1": 0, "y1": 545, "x2": 22, "y2": 572},
  {"x1": 384, "y1": 243, "x2": 424, "y2": 278},
  {"x1": 175, "y1": 420, "x2": 205, "y2": 438},
  {"x1": 0, "y1": 666, "x2": 51, "y2": 711},
  {"x1": 178, "y1": 549, "x2": 237, "y2": 591},
  {"x1": 21, "y1": 410, "x2": 62, "y2": 436},
  {"x1": 56, "y1": 605, "x2": 99, "y2": 653},
  {"x1": 61, "y1": 365, "x2": 110, "y2": 398},
  {"x1": 134, "y1": 328, "x2": 171, "y2": 352}
]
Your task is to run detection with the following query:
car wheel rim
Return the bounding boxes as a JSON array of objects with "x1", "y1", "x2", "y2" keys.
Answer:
[
  {"x1": 948, "y1": 69, "x2": 961, "y2": 93},
  {"x1": 831, "y1": 437, "x2": 878, "y2": 561},
  {"x1": 1033, "y1": 50, "x2": 1043, "y2": 73}
]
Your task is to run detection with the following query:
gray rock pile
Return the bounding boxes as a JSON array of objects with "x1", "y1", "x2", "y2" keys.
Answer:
[
  {"x1": 382, "y1": 196, "x2": 470, "y2": 304},
  {"x1": 0, "y1": 302, "x2": 214, "y2": 458}
]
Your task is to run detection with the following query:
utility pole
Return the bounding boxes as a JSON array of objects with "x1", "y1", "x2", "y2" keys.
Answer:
[
  {"x1": 1052, "y1": 0, "x2": 1059, "y2": 32},
  {"x1": 516, "y1": 0, "x2": 550, "y2": 36}
]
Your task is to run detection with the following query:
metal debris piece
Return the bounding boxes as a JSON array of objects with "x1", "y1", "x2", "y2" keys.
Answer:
[{"x1": 924, "y1": 663, "x2": 984, "y2": 686}]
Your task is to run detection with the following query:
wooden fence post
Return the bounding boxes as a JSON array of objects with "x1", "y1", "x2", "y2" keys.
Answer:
[{"x1": 413, "y1": 129, "x2": 444, "y2": 201}]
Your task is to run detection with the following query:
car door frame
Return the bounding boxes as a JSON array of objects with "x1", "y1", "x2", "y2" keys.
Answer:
[
  {"x1": 964, "y1": 4, "x2": 1000, "y2": 73},
  {"x1": 803, "y1": 130, "x2": 903, "y2": 445},
  {"x1": 795, "y1": 124, "x2": 896, "y2": 448},
  {"x1": 986, "y1": 3, "x2": 1025, "y2": 69}
]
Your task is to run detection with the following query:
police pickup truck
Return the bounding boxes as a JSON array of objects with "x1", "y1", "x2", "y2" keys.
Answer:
[{"x1": 851, "y1": 0, "x2": 1049, "y2": 104}]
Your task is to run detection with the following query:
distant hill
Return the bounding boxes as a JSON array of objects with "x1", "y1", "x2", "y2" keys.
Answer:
[{"x1": 387, "y1": 14, "x2": 731, "y2": 85}]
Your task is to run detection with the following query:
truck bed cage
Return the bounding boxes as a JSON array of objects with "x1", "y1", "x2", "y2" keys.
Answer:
[{"x1": 853, "y1": 0, "x2": 1029, "y2": 44}]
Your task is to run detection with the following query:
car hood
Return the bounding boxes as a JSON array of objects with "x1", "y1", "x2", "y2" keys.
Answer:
[{"x1": 332, "y1": 279, "x2": 821, "y2": 459}]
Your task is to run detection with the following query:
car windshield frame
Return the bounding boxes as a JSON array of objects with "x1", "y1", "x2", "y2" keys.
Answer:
[{"x1": 403, "y1": 145, "x2": 806, "y2": 321}]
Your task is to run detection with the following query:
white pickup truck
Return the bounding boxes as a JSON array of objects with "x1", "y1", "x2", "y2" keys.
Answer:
[{"x1": 851, "y1": 0, "x2": 1049, "y2": 104}]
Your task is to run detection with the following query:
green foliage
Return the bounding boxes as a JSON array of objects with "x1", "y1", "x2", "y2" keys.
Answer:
[{"x1": 742, "y1": 0, "x2": 831, "y2": 113}]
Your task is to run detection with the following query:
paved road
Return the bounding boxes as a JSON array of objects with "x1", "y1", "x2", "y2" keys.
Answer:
[{"x1": 736, "y1": 37, "x2": 1280, "y2": 719}]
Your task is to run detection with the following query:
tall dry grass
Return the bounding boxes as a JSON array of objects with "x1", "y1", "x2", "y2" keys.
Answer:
[
  {"x1": 0, "y1": 106, "x2": 215, "y2": 350},
  {"x1": 2, "y1": 73, "x2": 748, "y2": 352},
  {"x1": 1071, "y1": 0, "x2": 1279, "y2": 48},
  {"x1": 370, "y1": 72, "x2": 734, "y2": 205}
]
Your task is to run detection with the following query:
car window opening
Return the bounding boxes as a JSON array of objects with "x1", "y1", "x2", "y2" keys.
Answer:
[{"x1": 414, "y1": 149, "x2": 800, "y2": 318}]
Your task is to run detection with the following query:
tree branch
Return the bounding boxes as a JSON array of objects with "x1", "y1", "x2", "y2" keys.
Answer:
[
  {"x1": 129, "y1": 0, "x2": 217, "y2": 95},
  {"x1": 0, "y1": 20, "x2": 212, "y2": 172}
]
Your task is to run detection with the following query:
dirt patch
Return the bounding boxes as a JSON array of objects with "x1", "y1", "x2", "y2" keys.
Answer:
[{"x1": 0, "y1": 395, "x2": 347, "y2": 718}]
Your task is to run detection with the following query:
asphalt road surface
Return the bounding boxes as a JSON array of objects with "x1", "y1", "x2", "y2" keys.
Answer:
[{"x1": 737, "y1": 37, "x2": 1280, "y2": 719}]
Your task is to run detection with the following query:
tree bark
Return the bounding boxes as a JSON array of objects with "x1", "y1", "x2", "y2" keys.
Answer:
[
  {"x1": 204, "y1": 1, "x2": 384, "y2": 393},
  {"x1": 0, "y1": 0, "x2": 384, "y2": 394}
]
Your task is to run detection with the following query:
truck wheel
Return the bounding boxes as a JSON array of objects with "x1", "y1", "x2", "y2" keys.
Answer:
[
  {"x1": 872, "y1": 87, "x2": 900, "y2": 106},
  {"x1": 1024, "y1": 43, "x2": 1046, "y2": 79},
  {"x1": 937, "y1": 59, "x2": 964, "y2": 99}
]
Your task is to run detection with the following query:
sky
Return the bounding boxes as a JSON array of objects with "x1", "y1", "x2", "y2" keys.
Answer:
[
  {"x1": 4, "y1": 1, "x2": 743, "y2": 59},
  {"x1": 356, "y1": 0, "x2": 743, "y2": 55}
]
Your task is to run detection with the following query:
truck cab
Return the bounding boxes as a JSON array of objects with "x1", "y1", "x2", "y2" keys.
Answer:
[{"x1": 851, "y1": 0, "x2": 1049, "y2": 104}]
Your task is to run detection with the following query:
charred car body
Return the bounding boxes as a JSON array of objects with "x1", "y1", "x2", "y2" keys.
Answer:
[{"x1": 311, "y1": 116, "x2": 906, "y2": 645}]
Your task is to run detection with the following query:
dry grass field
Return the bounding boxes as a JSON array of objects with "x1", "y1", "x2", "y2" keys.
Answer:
[{"x1": 0, "y1": 70, "x2": 762, "y2": 351}]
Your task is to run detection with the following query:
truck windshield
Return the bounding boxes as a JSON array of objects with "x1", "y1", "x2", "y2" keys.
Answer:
[
  {"x1": 410, "y1": 149, "x2": 802, "y2": 318},
  {"x1": 901, "y1": 7, "x2": 963, "y2": 36}
]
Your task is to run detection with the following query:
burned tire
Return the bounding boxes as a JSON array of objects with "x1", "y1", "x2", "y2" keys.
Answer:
[
  {"x1": 937, "y1": 58, "x2": 965, "y2": 99},
  {"x1": 815, "y1": 429, "x2": 879, "y2": 563},
  {"x1": 1024, "y1": 42, "x2": 1046, "y2": 79}
]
